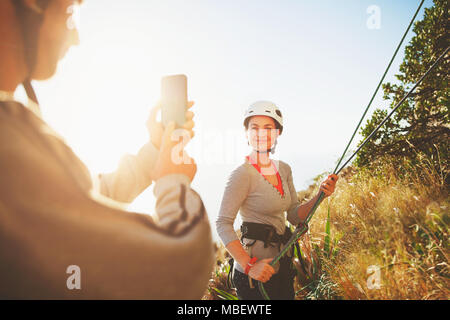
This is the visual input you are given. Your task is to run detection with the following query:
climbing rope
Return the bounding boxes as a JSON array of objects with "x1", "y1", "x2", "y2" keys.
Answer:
[
  {"x1": 258, "y1": 0, "x2": 448, "y2": 299},
  {"x1": 334, "y1": 46, "x2": 449, "y2": 175},
  {"x1": 332, "y1": 0, "x2": 425, "y2": 175},
  {"x1": 259, "y1": 45, "x2": 449, "y2": 300}
]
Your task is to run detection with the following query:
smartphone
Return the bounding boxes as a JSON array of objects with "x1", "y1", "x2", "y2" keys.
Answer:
[{"x1": 161, "y1": 74, "x2": 187, "y2": 127}]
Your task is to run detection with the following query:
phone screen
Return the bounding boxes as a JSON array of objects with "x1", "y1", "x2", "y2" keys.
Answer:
[{"x1": 161, "y1": 74, "x2": 187, "y2": 127}]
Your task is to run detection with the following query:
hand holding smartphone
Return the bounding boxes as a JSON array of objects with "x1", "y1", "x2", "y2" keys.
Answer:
[
  {"x1": 154, "y1": 74, "x2": 196, "y2": 181},
  {"x1": 161, "y1": 74, "x2": 187, "y2": 128}
]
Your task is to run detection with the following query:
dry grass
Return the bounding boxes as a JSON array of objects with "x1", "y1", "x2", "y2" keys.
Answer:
[
  {"x1": 206, "y1": 154, "x2": 449, "y2": 300},
  {"x1": 303, "y1": 155, "x2": 449, "y2": 300}
]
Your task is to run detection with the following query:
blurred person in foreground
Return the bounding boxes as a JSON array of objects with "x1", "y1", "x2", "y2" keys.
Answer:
[{"x1": 0, "y1": 0, "x2": 214, "y2": 299}]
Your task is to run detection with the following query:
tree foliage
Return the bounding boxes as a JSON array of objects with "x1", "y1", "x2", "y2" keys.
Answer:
[{"x1": 355, "y1": 0, "x2": 449, "y2": 186}]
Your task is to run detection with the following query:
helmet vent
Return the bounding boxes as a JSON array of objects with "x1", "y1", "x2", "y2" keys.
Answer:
[{"x1": 265, "y1": 110, "x2": 271, "y2": 113}]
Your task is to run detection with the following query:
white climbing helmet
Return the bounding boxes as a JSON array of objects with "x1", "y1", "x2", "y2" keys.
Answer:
[{"x1": 243, "y1": 101, "x2": 283, "y2": 134}]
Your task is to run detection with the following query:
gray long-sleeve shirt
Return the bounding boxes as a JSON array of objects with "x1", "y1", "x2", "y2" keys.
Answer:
[{"x1": 216, "y1": 159, "x2": 302, "y2": 273}]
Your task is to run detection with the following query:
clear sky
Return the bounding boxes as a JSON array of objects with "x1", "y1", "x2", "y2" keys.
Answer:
[{"x1": 27, "y1": 0, "x2": 433, "y2": 241}]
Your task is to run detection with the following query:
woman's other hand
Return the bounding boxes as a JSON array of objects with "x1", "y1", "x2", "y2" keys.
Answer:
[{"x1": 319, "y1": 174, "x2": 339, "y2": 197}]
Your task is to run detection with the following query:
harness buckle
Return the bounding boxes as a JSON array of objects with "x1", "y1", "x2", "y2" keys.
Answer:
[
  {"x1": 241, "y1": 224, "x2": 248, "y2": 236},
  {"x1": 264, "y1": 227, "x2": 274, "y2": 248}
]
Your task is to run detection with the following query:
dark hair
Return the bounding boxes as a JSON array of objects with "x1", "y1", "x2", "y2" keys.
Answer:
[{"x1": 11, "y1": 0, "x2": 52, "y2": 75}]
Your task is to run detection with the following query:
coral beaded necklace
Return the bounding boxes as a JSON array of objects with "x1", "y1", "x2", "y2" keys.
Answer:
[{"x1": 246, "y1": 156, "x2": 284, "y2": 197}]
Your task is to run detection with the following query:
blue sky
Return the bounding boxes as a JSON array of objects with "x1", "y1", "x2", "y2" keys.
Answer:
[{"x1": 30, "y1": 0, "x2": 433, "y2": 241}]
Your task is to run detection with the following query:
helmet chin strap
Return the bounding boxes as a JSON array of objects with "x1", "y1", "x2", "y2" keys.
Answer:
[
  {"x1": 253, "y1": 139, "x2": 278, "y2": 154},
  {"x1": 23, "y1": 78, "x2": 39, "y2": 106}
]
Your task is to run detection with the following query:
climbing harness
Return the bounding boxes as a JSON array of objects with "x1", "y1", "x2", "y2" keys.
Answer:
[
  {"x1": 258, "y1": 0, "x2": 450, "y2": 299},
  {"x1": 239, "y1": 222, "x2": 298, "y2": 250}
]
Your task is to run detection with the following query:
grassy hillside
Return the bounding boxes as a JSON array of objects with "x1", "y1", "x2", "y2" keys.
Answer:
[{"x1": 205, "y1": 154, "x2": 449, "y2": 300}]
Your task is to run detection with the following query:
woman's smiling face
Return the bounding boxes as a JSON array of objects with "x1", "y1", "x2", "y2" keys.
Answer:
[{"x1": 246, "y1": 116, "x2": 280, "y2": 152}]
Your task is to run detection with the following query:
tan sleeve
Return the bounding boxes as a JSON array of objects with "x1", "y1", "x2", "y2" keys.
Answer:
[
  {"x1": 286, "y1": 165, "x2": 302, "y2": 226},
  {"x1": 98, "y1": 141, "x2": 159, "y2": 203},
  {"x1": 215, "y1": 165, "x2": 250, "y2": 246},
  {"x1": 0, "y1": 108, "x2": 214, "y2": 299}
]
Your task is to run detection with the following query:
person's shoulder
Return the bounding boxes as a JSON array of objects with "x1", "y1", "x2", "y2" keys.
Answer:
[
  {"x1": 226, "y1": 161, "x2": 253, "y2": 184},
  {"x1": 276, "y1": 159, "x2": 293, "y2": 176},
  {"x1": 277, "y1": 159, "x2": 292, "y2": 170},
  {"x1": 0, "y1": 101, "x2": 32, "y2": 141},
  {"x1": 231, "y1": 161, "x2": 251, "y2": 176},
  {"x1": 0, "y1": 100, "x2": 27, "y2": 120}
]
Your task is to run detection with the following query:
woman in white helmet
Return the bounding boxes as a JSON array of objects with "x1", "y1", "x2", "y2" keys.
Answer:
[{"x1": 216, "y1": 101, "x2": 338, "y2": 300}]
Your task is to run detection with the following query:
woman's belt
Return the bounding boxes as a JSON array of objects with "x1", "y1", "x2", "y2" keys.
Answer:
[{"x1": 240, "y1": 222, "x2": 292, "y2": 248}]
